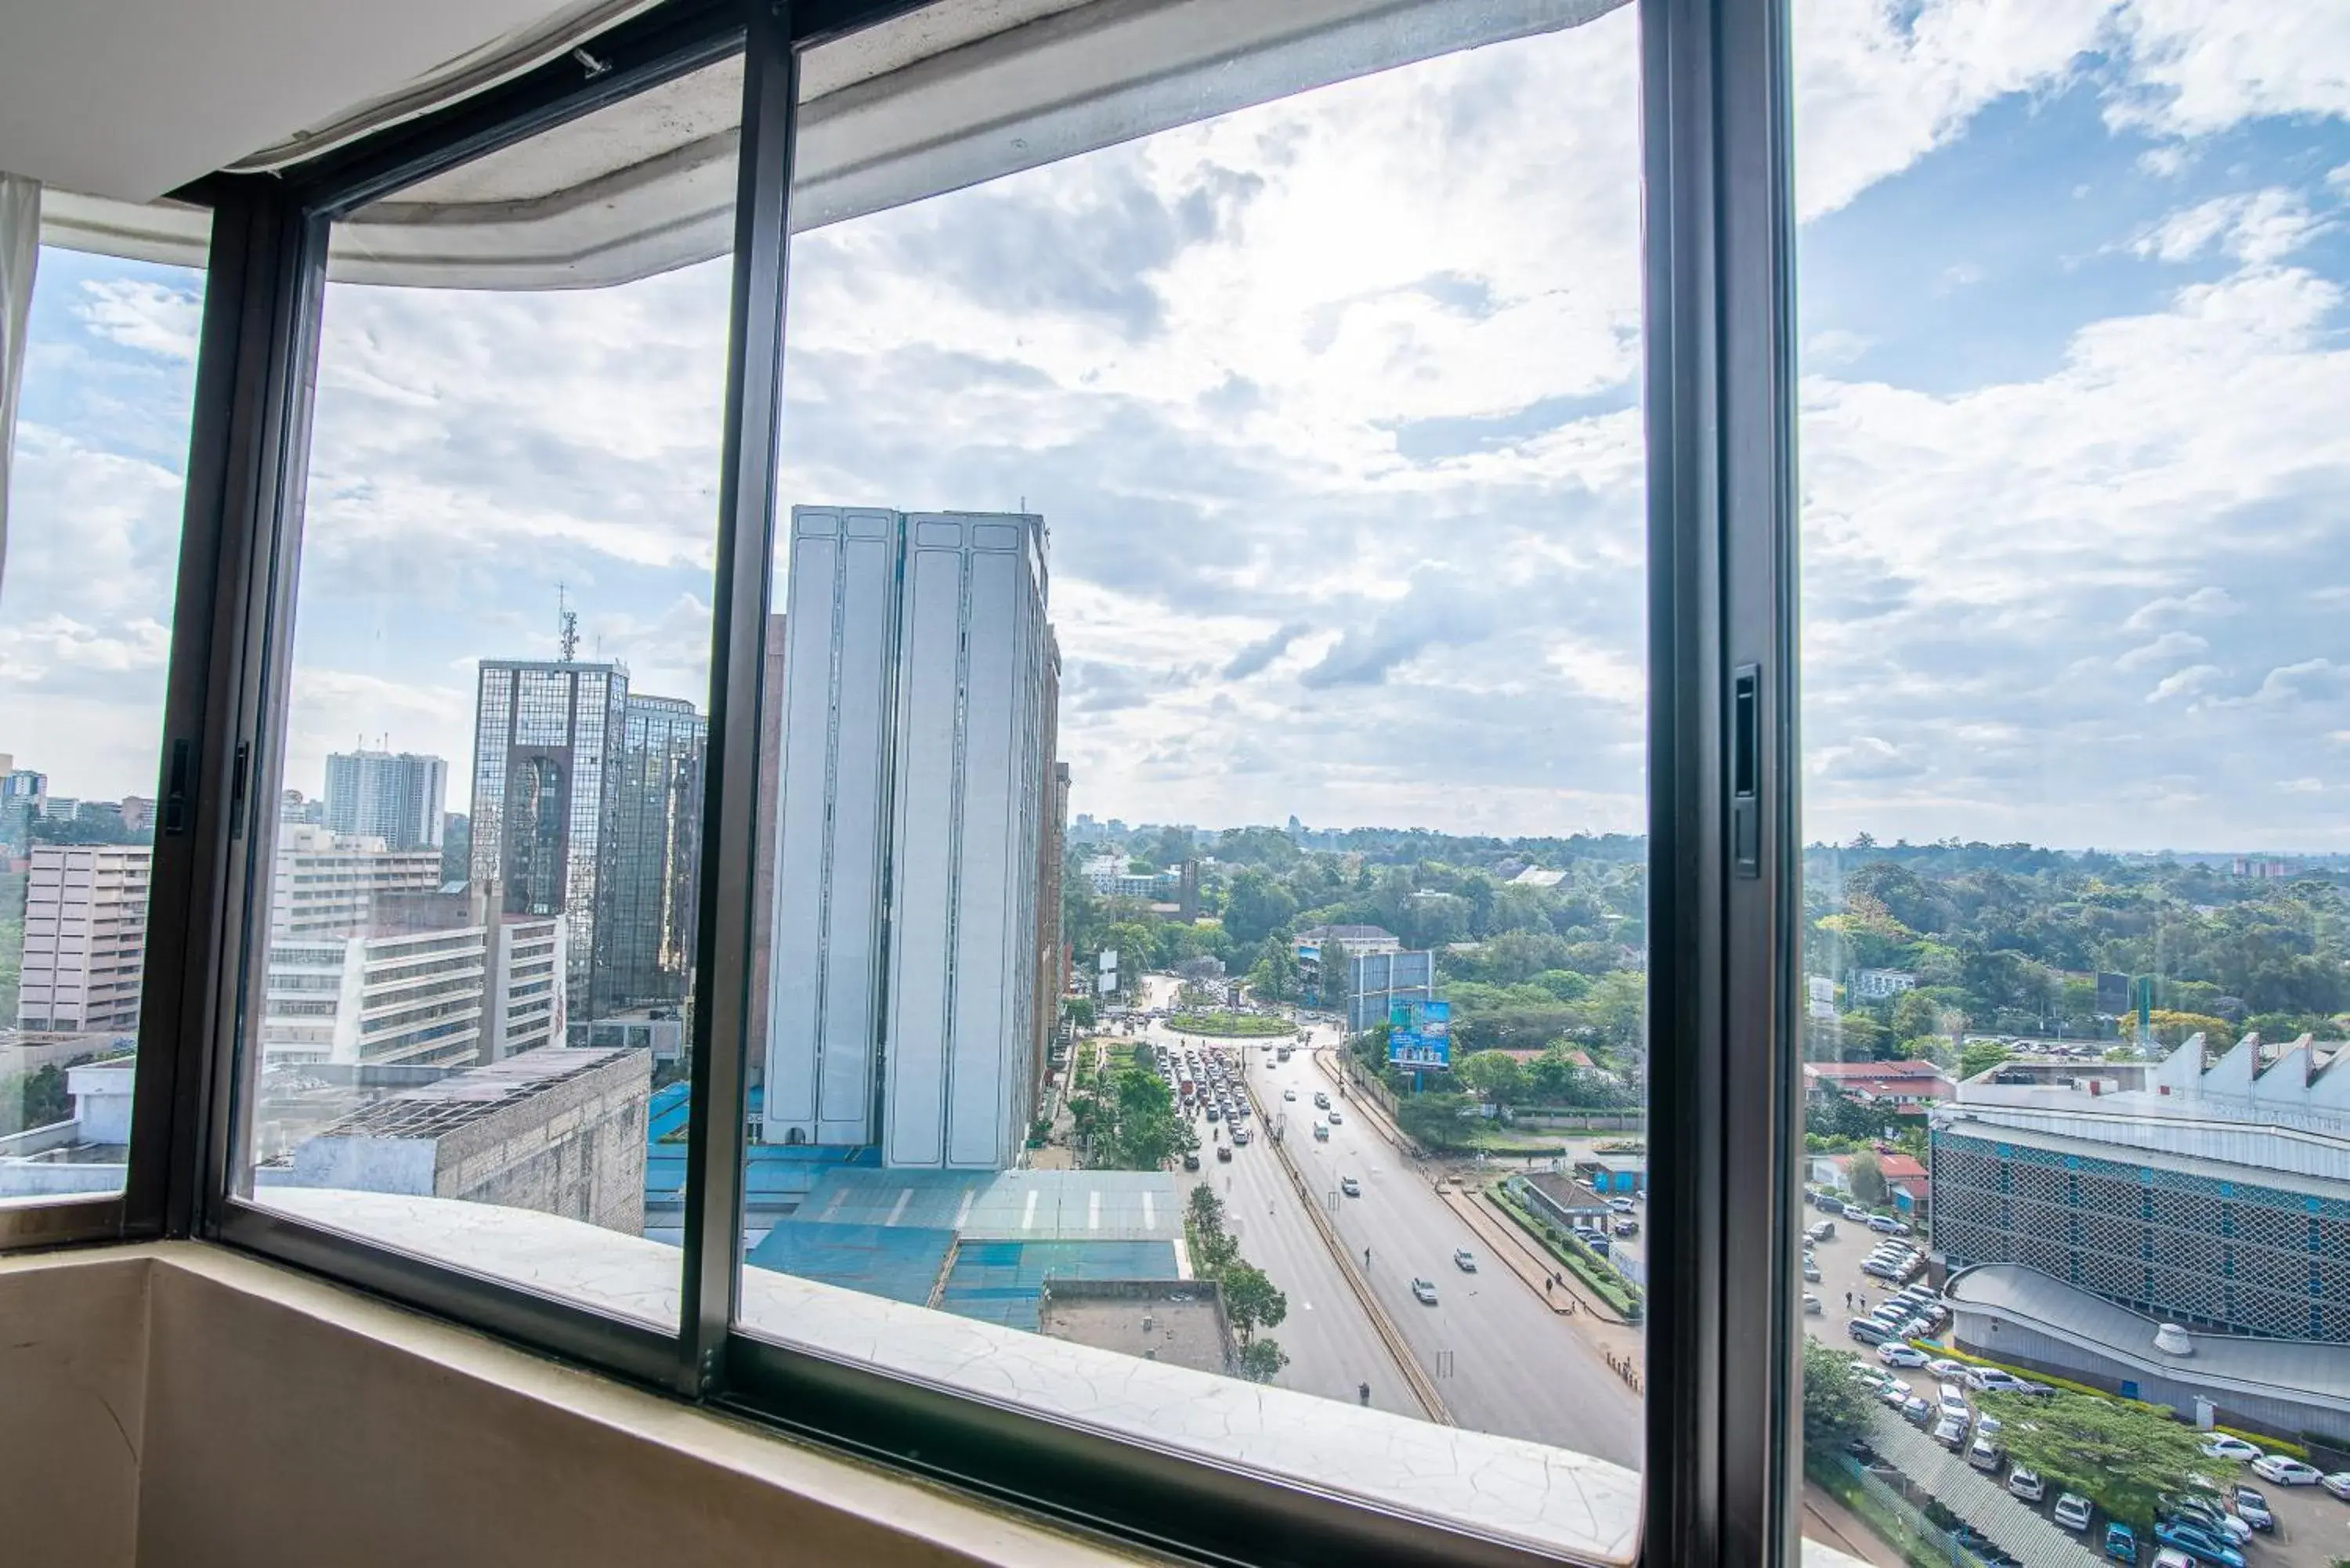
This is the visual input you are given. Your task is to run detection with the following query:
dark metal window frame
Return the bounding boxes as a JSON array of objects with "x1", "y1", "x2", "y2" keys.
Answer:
[{"x1": 7, "y1": 2, "x2": 1806, "y2": 1565}]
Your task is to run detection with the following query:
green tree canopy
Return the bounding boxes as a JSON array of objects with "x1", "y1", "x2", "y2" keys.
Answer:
[
  {"x1": 1458, "y1": 1049, "x2": 1526, "y2": 1107},
  {"x1": 1238, "y1": 1338, "x2": 1290, "y2": 1383},
  {"x1": 1958, "y1": 1038, "x2": 2014, "y2": 1079},
  {"x1": 1848, "y1": 1151, "x2": 1888, "y2": 1207},
  {"x1": 1979, "y1": 1389, "x2": 2211, "y2": 1533},
  {"x1": 1221, "y1": 1262, "x2": 1289, "y2": 1345},
  {"x1": 1802, "y1": 1342, "x2": 1875, "y2": 1451}
]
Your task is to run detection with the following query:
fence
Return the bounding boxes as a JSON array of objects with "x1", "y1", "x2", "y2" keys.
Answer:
[{"x1": 1822, "y1": 1453, "x2": 1995, "y2": 1568}]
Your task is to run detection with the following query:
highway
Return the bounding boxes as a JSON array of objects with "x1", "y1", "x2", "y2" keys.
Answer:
[{"x1": 1133, "y1": 977, "x2": 1641, "y2": 1469}]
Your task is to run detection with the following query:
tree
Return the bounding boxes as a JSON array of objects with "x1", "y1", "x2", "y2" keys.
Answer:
[
  {"x1": 1458, "y1": 1049, "x2": 1526, "y2": 1109},
  {"x1": 1222, "y1": 870, "x2": 1298, "y2": 947},
  {"x1": 1981, "y1": 1389, "x2": 2210, "y2": 1533},
  {"x1": 1958, "y1": 1038, "x2": 2013, "y2": 1080},
  {"x1": 1238, "y1": 1338, "x2": 1290, "y2": 1383},
  {"x1": 1221, "y1": 1262, "x2": 1289, "y2": 1345},
  {"x1": 1835, "y1": 1010, "x2": 1891, "y2": 1060},
  {"x1": 1848, "y1": 1151, "x2": 1888, "y2": 1207},
  {"x1": 1802, "y1": 1342, "x2": 1874, "y2": 1450},
  {"x1": 1064, "y1": 996, "x2": 1096, "y2": 1029}
]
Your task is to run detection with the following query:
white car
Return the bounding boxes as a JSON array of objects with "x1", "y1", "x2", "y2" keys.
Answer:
[
  {"x1": 2054, "y1": 1494, "x2": 2094, "y2": 1531},
  {"x1": 2201, "y1": 1435, "x2": 2263, "y2": 1463},
  {"x1": 1929, "y1": 1357, "x2": 1969, "y2": 1380},
  {"x1": 2008, "y1": 1466, "x2": 2044, "y2": 1503},
  {"x1": 2249, "y1": 1454, "x2": 2322, "y2": 1486},
  {"x1": 2321, "y1": 1472, "x2": 2350, "y2": 1501},
  {"x1": 1283, "y1": 1088, "x2": 1297, "y2": 1101},
  {"x1": 1878, "y1": 1344, "x2": 1929, "y2": 1367},
  {"x1": 1412, "y1": 1277, "x2": 1439, "y2": 1305},
  {"x1": 1326, "y1": 1108, "x2": 1343, "y2": 1124},
  {"x1": 1340, "y1": 1176, "x2": 1361, "y2": 1197}
]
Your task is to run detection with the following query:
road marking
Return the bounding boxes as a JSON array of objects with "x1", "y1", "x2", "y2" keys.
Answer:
[
  {"x1": 1022, "y1": 1190, "x2": 1038, "y2": 1230},
  {"x1": 885, "y1": 1189, "x2": 912, "y2": 1227}
]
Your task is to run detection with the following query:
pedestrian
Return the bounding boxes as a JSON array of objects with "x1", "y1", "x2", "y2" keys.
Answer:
[
  {"x1": 1544, "y1": 1277, "x2": 1554, "y2": 1295},
  {"x1": 1844, "y1": 1291, "x2": 1852, "y2": 1310}
]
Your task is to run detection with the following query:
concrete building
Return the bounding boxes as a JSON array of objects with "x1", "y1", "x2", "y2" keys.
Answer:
[
  {"x1": 602, "y1": 694, "x2": 705, "y2": 1010},
  {"x1": 1295, "y1": 924, "x2": 1401, "y2": 1010},
  {"x1": 1079, "y1": 853, "x2": 1173, "y2": 900},
  {"x1": 0, "y1": 761, "x2": 43, "y2": 852},
  {"x1": 258, "y1": 1047, "x2": 649, "y2": 1234},
  {"x1": 15, "y1": 845, "x2": 151, "y2": 1032},
  {"x1": 747, "y1": 612, "x2": 787, "y2": 1090},
  {"x1": 0, "y1": 1060, "x2": 135, "y2": 1199},
  {"x1": 1037, "y1": 1279, "x2": 1235, "y2": 1376},
  {"x1": 1851, "y1": 967, "x2": 1916, "y2": 1000},
  {"x1": 1932, "y1": 1034, "x2": 2350, "y2": 1346},
  {"x1": 764, "y1": 506, "x2": 1059, "y2": 1169},
  {"x1": 324, "y1": 750, "x2": 449, "y2": 851},
  {"x1": 1343, "y1": 947, "x2": 1434, "y2": 1034},
  {"x1": 469, "y1": 657, "x2": 631, "y2": 1017},
  {"x1": 268, "y1": 824, "x2": 444, "y2": 941}
]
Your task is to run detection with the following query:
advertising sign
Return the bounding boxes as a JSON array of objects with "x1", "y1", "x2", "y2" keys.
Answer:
[
  {"x1": 1098, "y1": 948, "x2": 1118, "y2": 974},
  {"x1": 1387, "y1": 998, "x2": 1452, "y2": 1070}
]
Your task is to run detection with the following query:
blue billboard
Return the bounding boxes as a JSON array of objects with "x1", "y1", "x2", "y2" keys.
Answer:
[{"x1": 1387, "y1": 998, "x2": 1452, "y2": 1070}]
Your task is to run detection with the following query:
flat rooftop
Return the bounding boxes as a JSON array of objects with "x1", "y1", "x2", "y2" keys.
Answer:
[
  {"x1": 296, "y1": 1048, "x2": 639, "y2": 1143},
  {"x1": 1040, "y1": 1281, "x2": 1230, "y2": 1376}
]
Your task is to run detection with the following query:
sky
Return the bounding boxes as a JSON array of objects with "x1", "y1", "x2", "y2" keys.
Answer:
[{"x1": 5, "y1": 0, "x2": 2350, "y2": 851}]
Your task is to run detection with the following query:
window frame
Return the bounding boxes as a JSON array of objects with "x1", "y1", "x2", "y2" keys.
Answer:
[{"x1": 7, "y1": 1, "x2": 1809, "y2": 1565}]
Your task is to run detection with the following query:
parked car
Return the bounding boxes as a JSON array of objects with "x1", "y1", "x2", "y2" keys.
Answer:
[
  {"x1": 1411, "y1": 1278, "x2": 1438, "y2": 1305},
  {"x1": 2321, "y1": 1471, "x2": 2350, "y2": 1501},
  {"x1": 1453, "y1": 1248, "x2": 1477, "y2": 1272},
  {"x1": 1929, "y1": 1357, "x2": 1969, "y2": 1380},
  {"x1": 1340, "y1": 1175, "x2": 1361, "y2": 1197},
  {"x1": 2105, "y1": 1523, "x2": 2139, "y2": 1564},
  {"x1": 1878, "y1": 1343, "x2": 1929, "y2": 1368},
  {"x1": 1900, "y1": 1396, "x2": 1933, "y2": 1426},
  {"x1": 2152, "y1": 1521, "x2": 2242, "y2": 1568},
  {"x1": 2150, "y1": 1552, "x2": 2196, "y2": 1568},
  {"x1": 2250, "y1": 1454, "x2": 2321, "y2": 1486},
  {"x1": 2054, "y1": 1493, "x2": 2094, "y2": 1531},
  {"x1": 1966, "y1": 1438, "x2": 2002, "y2": 1472},
  {"x1": 1931, "y1": 1414, "x2": 1968, "y2": 1450},
  {"x1": 1614, "y1": 1217, "x2": 1640, "y2": 1237},
  {"x1": 1806, "y1": 1219, "x2": 1837, "y2": 1242},
  {"x1": 1818, "y1": 1197, "x2": 1848, "y2": 1216},
  {"x1": 1877, "y1": 1385, "x2": 1911, "y2": 1411},
  {"x1": 1803, "y1": 1292, "x2": 1824, "y2": 1315},
  {"x1": 1801, "y1": 1258, "x2": 1822, "y2": 1282},
  {"x1": 1847, "y1": 1318, "x2": 1891, "y2": 1346},
  {"x1": 2200, "y1": 1435, "x2": 2262, "y2": 1463},
  {"x1": 2008, "y1": 1467, "x2": 2045, "y2": 1503},
  {"x1": 2229, "y1": 1487, "x2": 2272, "y2": 1532},
  {"x1": 1868, "y1": 1214, "x2": 1900, "y2": 1233}
]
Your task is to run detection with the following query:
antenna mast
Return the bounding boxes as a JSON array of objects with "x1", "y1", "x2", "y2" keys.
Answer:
[{"x1": 557, "y1": 583, "x2": 580, "y2": 663}]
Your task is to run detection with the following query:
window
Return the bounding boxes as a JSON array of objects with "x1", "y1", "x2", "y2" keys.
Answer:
[
  {"x1": 0, "y1": 223, "x2": 209, "y2": 1205},
  {"x1": 227, "y1": 56, "x2": 743, "y2": 1324},
  {"x1": 1796, "y1": 0, "x2": 2350, "y2": 1558},
  {"x1": 732, "y1": 2, "x2": 1651, "y2": 1559}
]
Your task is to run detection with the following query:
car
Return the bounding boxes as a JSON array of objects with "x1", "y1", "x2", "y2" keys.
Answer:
[
  {"x1": 1411, "y1": 1278, "x2": 1439, "y2": 1305},
  {"x1": 1846, "y1": 1318, "x2": 1891, "y2": 1346},
  {"x1": 1964, "y1": 1366, "x2": 2028, "y2": 1393},
  {"x1": 1900, "y1": 1396, "x2": 1933, "y2": 1425},
  {"x1": 2200, "y1": 1435, "x2": 2261, "y2": 1463},
  {"x1": 1340, "y1": 1175, "x2": 1361, "y2": 1197},
  {"x1": 1216, "y1": 1143, "x2": 1232, "y2": 1162},
  {"x1": 1326, "y1": 1108, "x2": 1343, "y2": 1124},
  {"x1": 1966, "y1": 1438, "x2": 2002, "y2": 1472},
  {"x1": 2323, "y1": 1471, "x2": 2350, "y2": 1501},
  {"x1": 2106, "y1": 1523, "x2": 2140, "y2": 1564},
  {"x1": 1312, "y1": 1122, "x2": 1329, "y2": 1141},
  {"x1": 1853, "y1": 1365, "x2": 1893, "y2": 1390},
  {"x1": 1868, "y1": 1213, "x2": 1900, "y2": 1233},
  {"x1": 1608, "y1": 1196, "x2": 1636, "y2": 1213},
  {"x1": 1203, "y1": 1105, "x2": 1220, "y2": 1122},
  {"x1": 1876, "y1": 1385, "x2": 1911, "y2": 1411},
  {"x1": 1878, "y1": 1343, "x2": 1928, "y2": 1367},
  {"x1": 1231, "y1": 1126, "x2": 1251, "y2": 1145},
  {"x1": 2008, "y1": 1466, "x2": 2044, "y2": 1503},
  {"x1": 2229, "y1": 1488, "x2": 2272, "y2": 1532},
  {"x1": 1181, "y1": 1151, "x2": 1200, "y2": 1171},
  {"x1": 1453, "y1": 1248, "x2": 1477, "y2": 1272},
  {"x1": 1818, "y1": 1197, "x2": 1848, "y2": 1216},
  {"x1": 1802, "y1": 1292, "x2": 1824, "y2": 1315},
  {"x1": 2150, "y1": 1552, "x2": 2196, "y2": 1568},
  {"x1": 1282, "y1": 1088, "x2": 1296, "y2": 1101},
  {"x1": 1614, "y1": 1217, "x2": 1640, "y2": 1237},
  {"x1": 2055, "y1": 1494, "x2": 2095, "y2": 1531},
  {"x1": 2153, "y1": 1522, "x2": 2242, "y2": 1568},
  {"x1": 1806, "y1": 1219, "x2": 1837, "y2": 1242},
  {"x1": 2250, "y1": 1454, "x2": 2321, "y2": 1485},
  {"x1": 1313, "y1": 1092, "x2": 1330, "y2": 1108},
  {"x1": 1931, "y1": 1414, "x2": 1968, "y2": 1450}
]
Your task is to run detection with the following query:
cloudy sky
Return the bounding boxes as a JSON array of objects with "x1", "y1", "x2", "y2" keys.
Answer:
[{"x1": 5, "y1": 0, "x2": 2350, "y2": 851}]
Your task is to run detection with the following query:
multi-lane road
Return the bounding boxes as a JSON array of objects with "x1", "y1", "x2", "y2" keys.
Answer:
[{"x1": 1137, "y1": 982, "x2": 1641, "y2": 1469}]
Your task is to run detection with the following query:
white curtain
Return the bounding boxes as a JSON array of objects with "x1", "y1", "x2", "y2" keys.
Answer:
[{"x1": 0, "y1": 172, "x2": 37, "y2": 602}]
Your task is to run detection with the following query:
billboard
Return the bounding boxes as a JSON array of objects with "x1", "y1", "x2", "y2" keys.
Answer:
[
  {"x1": 1387, "y1": 998, "x2": 1452, "y2": 1070},
  {"x1": 1098, "y1": 948, "x2": 1118, "y2": 974}
]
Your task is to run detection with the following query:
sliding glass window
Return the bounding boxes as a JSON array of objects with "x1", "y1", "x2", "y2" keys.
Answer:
[
  {"x1": 0, "y1": 211, "x2": 209, "y2": 1208},
  {"x1": 1795, "y1": 1, "x2": 2350, "y2": 1559},
  {"x1": 732, "y1": 1, "x2": 1650, "y2": 1558},
  {"x1": 226, "y1": 56, "x2": 743, "y2": 1326}
]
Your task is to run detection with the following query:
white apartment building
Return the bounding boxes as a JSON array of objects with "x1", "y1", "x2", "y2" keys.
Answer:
[
  {"x1": 324, "y1": 750, "x2": 449, "y2": 851},
  {"x1": 269, "y1": 823, "x2": 444, "y2": 940},
  {"x1": 261, "y1": 916, "x2": 564, "y2": 1071},
  {"x1": 15, "y1": 845, "x2": 151, "y2": 1033},
  {"x1": 765, "y1": 507, "x2": 1057, "y2": 1169}
]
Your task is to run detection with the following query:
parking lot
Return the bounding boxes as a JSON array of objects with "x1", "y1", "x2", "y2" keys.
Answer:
[{"x1": 1802, "y1": 1217, "x2": 2350, "y2": 1568}]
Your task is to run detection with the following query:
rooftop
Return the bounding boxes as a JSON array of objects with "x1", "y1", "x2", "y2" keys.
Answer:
[
  {"x1": 1806, "y1": 1060, "x2": 1947, "y2": 1081},
  {"x1": 1946, "y1": 1263, "x2": 2350, "y2": 1414},
  {"x1": 282, "y1": 1048, "x2": 638, "y2": 1143},
  {"x1": 1039, "y1": 1280, "x2": 1232, "y2": 1376}
]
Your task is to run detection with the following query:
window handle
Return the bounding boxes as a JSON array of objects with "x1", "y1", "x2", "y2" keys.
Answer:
[
  {"x1": 1731, "y1": 663, "x2": 1759, "y2": 879},
  {"x1": 163, "y1": 739, "x2": 195, "y2": 836}
]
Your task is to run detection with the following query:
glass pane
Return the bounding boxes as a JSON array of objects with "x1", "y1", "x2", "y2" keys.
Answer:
[
  {"x1": 0, "y1": 228, "x2": 210, "y2": 1205},
  {"x1": 233, "y1": 57, "x2": 743, "y2": 1325},
  {"x1": 1796, "y1": 2, "x2": 2350, "y2": 1561},
  {"x1": 737, "y1": 2, "x2": 1649, "y2": 1557}
]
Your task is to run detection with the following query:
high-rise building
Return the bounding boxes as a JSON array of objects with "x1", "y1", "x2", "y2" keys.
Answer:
[
  {"x1": 268, "y1": 824, "x2": 444, "y2": 941},
  {"x1": 604, "y1": 695, "x2": 706, "y2": 1010},
  {"x1": 468, "y1": 659, "x2": 630, "y2": 1017},
  {"x1": 259, "y1": 908, "x2": 565, "y2": 1071},
  {"x1": 16, "y1": 845, "x2": 151, "y2": 1033},
  {"x1": 0, "y1": 764, "x2": 45, "y2": 853},
  {"x1": 764, "y1": 507, "x2": 1059, "y2": 1169},
  {"x1": 746, "y1": 613, "x2": 787, "y2": 1090},
  {"x1": 324, "y1": 750, "x2": 449, "y2": 851}
]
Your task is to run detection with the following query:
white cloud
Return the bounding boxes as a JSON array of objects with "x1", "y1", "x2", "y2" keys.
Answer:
[
  {"x1": 2113, "y1": 630, "x2": 2207, "y2": 670},
  {"x1": 76, "y1": 279, "x2": 202, "y2": 360},
  {"x1": 2105, "y1": 0, "x2": 2350, "y2": 138},
  {"x1": 2134, "y1": 188, "x2": 2326, "y2": 266}
]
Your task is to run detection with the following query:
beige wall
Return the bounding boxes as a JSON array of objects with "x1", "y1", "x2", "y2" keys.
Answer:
[{"x1": 0, "y1": 1244, "x2": 1150, "y2": 1568}]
